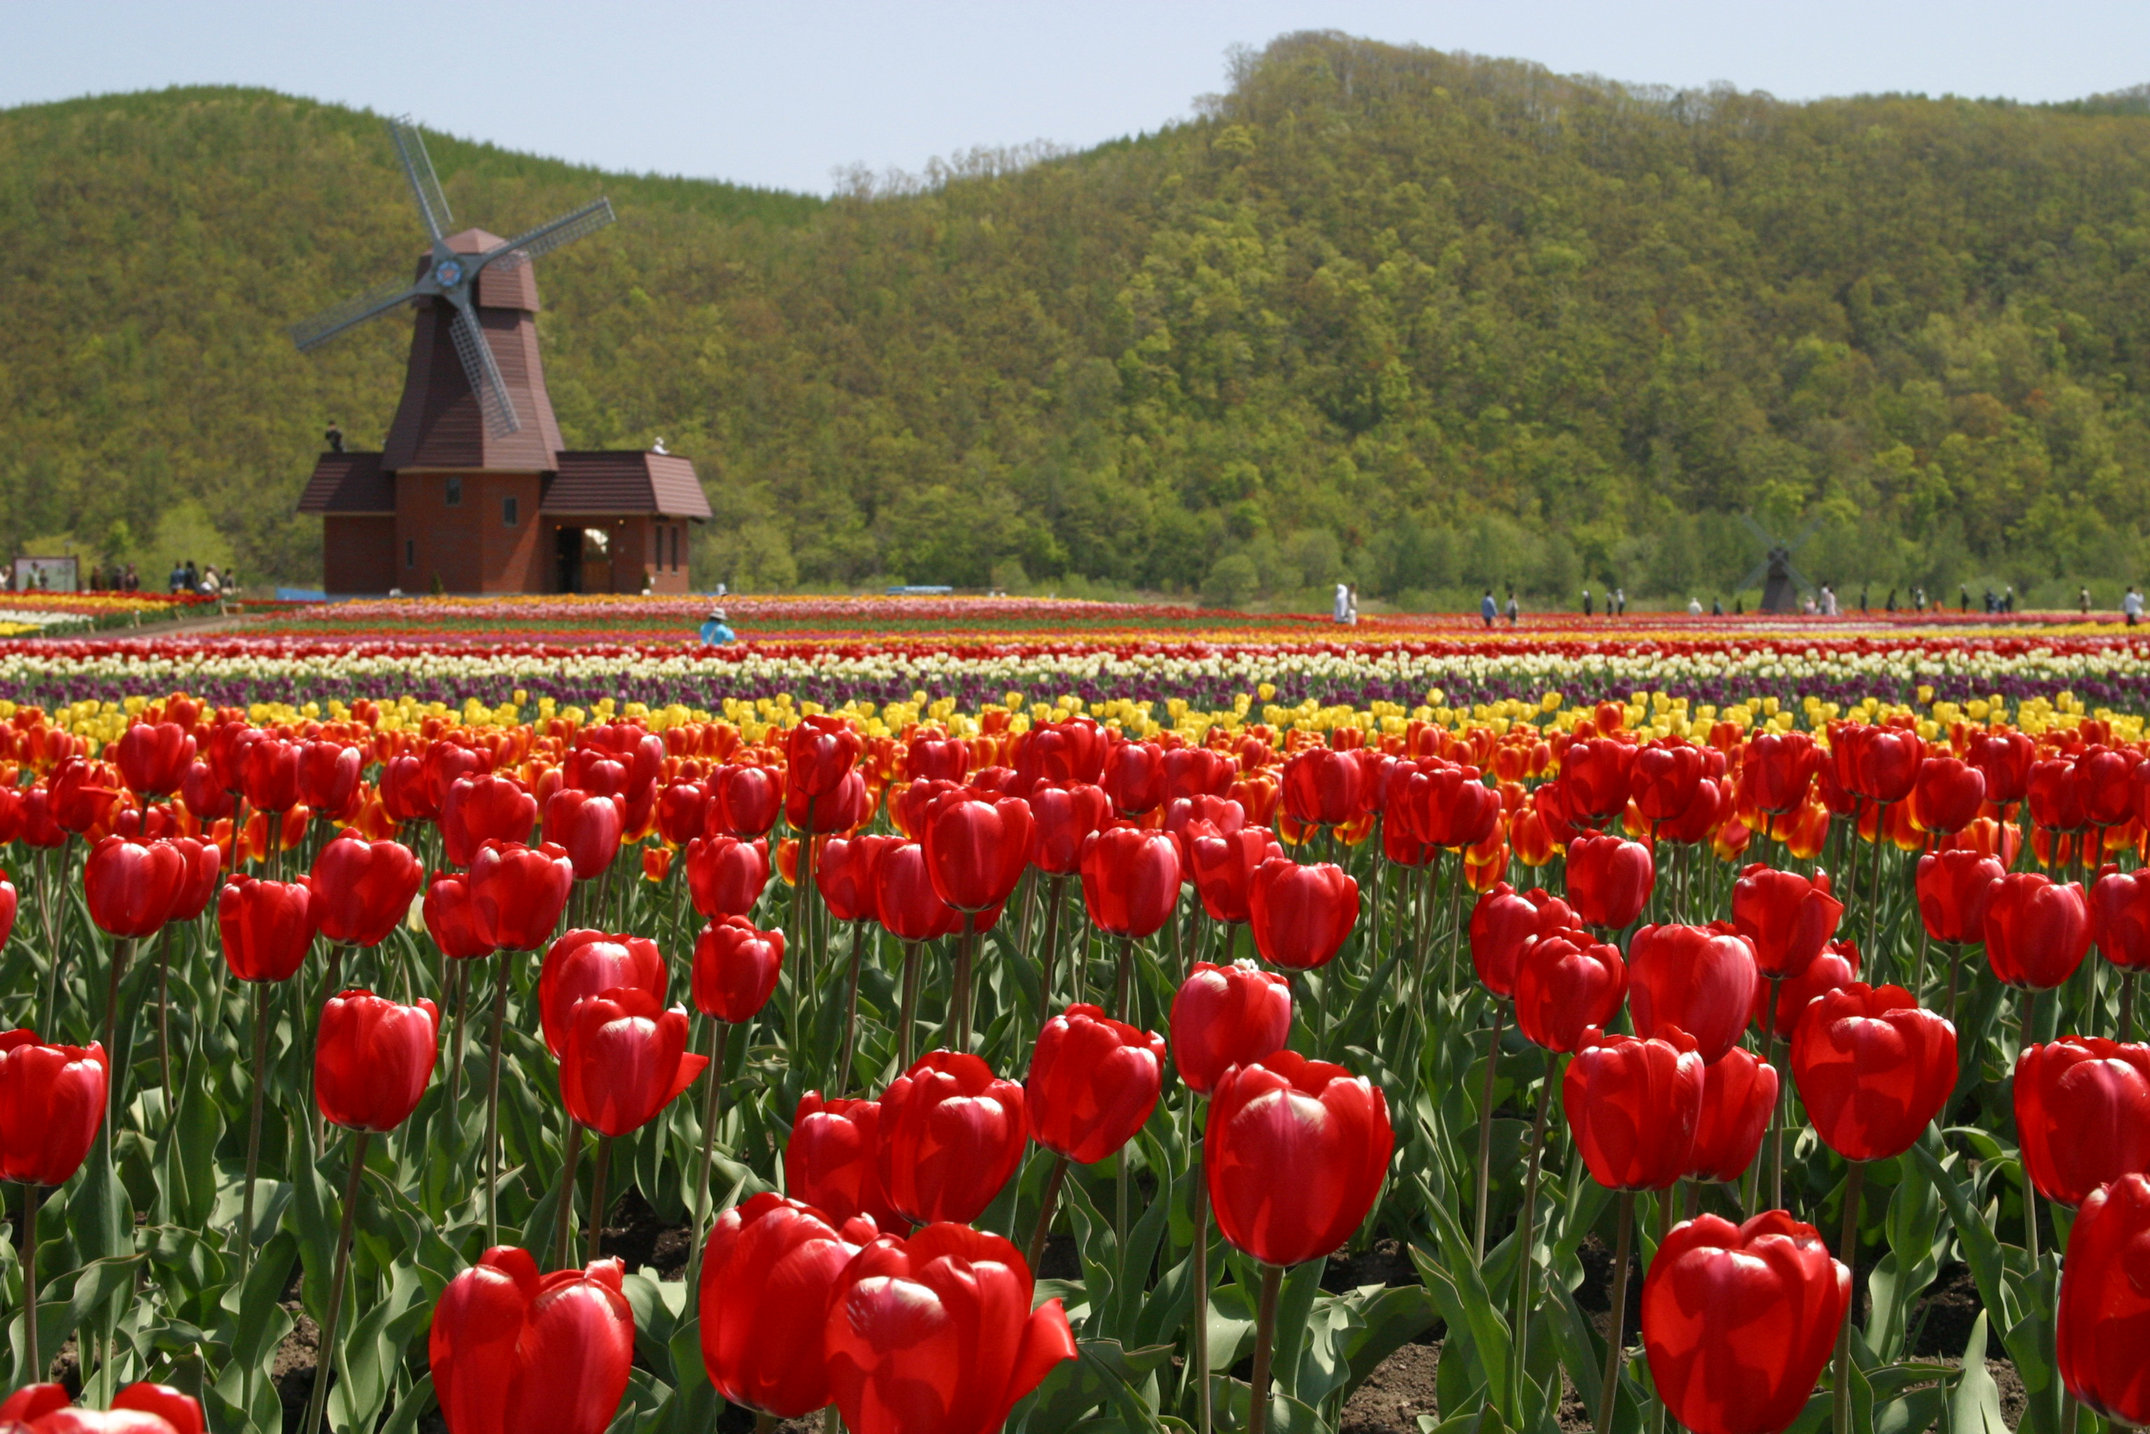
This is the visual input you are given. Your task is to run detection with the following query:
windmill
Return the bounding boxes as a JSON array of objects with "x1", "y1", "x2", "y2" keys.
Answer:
[
  {"x1": 1736, "y1": 514, "x2": 1821, "y2": 614},
  {"x1": 289, "y1": 117, "x2": 614, "y2": 436}
]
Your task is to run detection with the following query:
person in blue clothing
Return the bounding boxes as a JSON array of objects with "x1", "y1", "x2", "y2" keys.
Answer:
[
  {"x1": 698, "y1": 607, "x2": 735, "y2": 645},
  {"x1": 1480, "y1": 589, "x2": 1496, "y2": 627}
]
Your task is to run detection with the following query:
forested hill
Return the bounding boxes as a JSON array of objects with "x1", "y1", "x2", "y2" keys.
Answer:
[{"x1": 9, "y1": 33, "x2": 2150, "y2": 605}]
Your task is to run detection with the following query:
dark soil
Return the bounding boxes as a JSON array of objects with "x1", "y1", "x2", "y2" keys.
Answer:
[
  {"x1": 1341, "y1": 1342, "x2": 1439, "y2": 1433},
  {"x1": 599, "y1": 1187, "x2": 693, "y2": 1281}
]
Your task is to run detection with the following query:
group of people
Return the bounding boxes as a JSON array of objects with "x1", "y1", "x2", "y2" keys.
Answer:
[
  {"x1": 166, "y1": 559, "x2": 235, "y2": 598},
  {"x1": 85, "y1": 563, "x2": 142, "y2": 592}
]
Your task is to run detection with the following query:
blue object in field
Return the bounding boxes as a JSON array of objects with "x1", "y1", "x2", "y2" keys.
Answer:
[
  {"x1": 276, "y1": 587, "x2": 329, "y2": 602},
  {"x1": 700, "y1": 618, "x2": 735, "y2": 645},
  {"x1": 886, "y1": 585, "x2": 955, "y2": 595}
]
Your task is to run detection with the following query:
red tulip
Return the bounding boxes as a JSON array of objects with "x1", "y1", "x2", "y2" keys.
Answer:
[
  {"x1": 163, "y1": 836, "x2": 222, "y2": 922},
  {"x1": 823, "y1": 1221, "x2": 1076, "y2": 1434},
  {"x1": 295, "y1": 741, "x2": 363, "y2": 819},
  {"x1": 708, "y1": 762, "x2": 784, "y2": 839},
  {"x1": 216, "y1": 875, "x2": 320, "y2": 983},
  {"x1": 1280, "y1": 747, "x2": 1365, "y2": 829},
  {"x1": 1751, "y1": 939, "x2": 1861, "y2": 1040},
  {"x1": 1206, "y1": 1051, "x2": 1392, "y2": 1266},
  {"x1": 1163, "y1": 746, "x2": 1236, "y2": 801},
  {"x1": 430, "y1": 1247, "x2": 635, "y2": 1434},
  {"x1": 0, "y1": 1383, "x2": 206, "y2": 1434},
  {"x1": 1561, "y1": 737, "x2": 1635, "y2": 823},
  {"x1": 1731, "y1": 865, "x2": 1843, "y2": 980},
  {"x1": 1791, "y1": 983, "x2": 1956, "y2": 1161},
  {"x1": 654, "y1": 781, "x2": 710, "y2": 847},
  {"x1": 1909, "y1": 756, "x2": 1985, "y2": 835},
  {"x1": 1248, "y1": 858, "x2": 1358, "y2": 970},
  {"x1": 1563, "y1": 1027, "x2": 1704, "y2": 1190},
  {"x1": 1628, "y1": 923, "x2": 1761, "y2": 1065},
  {"x1": 310, "y1": 834, "x2": 423, "y2": 947},
  {"x1": 692, "y1": 916, "x2": 785, "y2": 1023},
  {"x1": 558, "y1": 988, "x2": 708, "y2": 1137},
  {"x1": 1656, "y1": 776, "x2": 1729, "y2": 846},
  {"x1": 1026, "y1": 782, "x2": 1114, "y2": 875},
  {"x1": 83, "y1": 836, "x2": 184, "y2": 938},
  {"x1": 877, "y1": 1050, "x2": 1028, "y2": 1226},
  {"x1": 421, "y1": 741, "x2": 488, "y2": 814},
  {"x1": 785, "y1": 1093, "x2": 905, "y2": 1230},
  {"x1": 1565, "y1": 832, "x2": 1654, "y2": 930},
  {"x1": 1969, "y1": 729, "x2": 2035, "y2": 805},
  {"x1": 2077, "y1": 747, "x2": 2138, "y2": 829},
  {"x1": 314, "y1": 990, "x2": 438, "y2": 1132},
  {"x1": 1745, "y1": 731, "x2": 1819, "y2": 815},
  {"x1": 2058, "y1": 1172, "x2": 2150, "y2": 1423},
  {"x1": 683, "y1": 834, "x2": 771, "y2": 919},
  {"x1": 1642, "y1": 1211, "x2": 1849, "y2": 1434},
  {"x1": 1016, "y1": 716, "x2": 1108, "y2": 788},
  {"x1": 1170, "y1": 959, "x2": 1293, "y2": 1095},
  {"x1": 1633, "y1": 740, "x2": 1706, "y2": 825},
  {"x1": 537, "y1": 789, "x2": 621, "y2": 881},
  {"x1": 2030, "y1": 757, "x2": 2088, "y2": 832},
  {"x1": 1164, "y1": 793, "x2": 1246, "y2": 859},
  {"x1": 1514, "y1": 929, "x2": 1628, "y2": 1053},
  {"x1": 49, "y1": 757, "x2": 124, "y2": 835},
  {"x1": 1027, "y1": 1004, "x2": 1166, "y2": 1163},
  {"x1": 1101, "y1": 739, "x2": 1167, "y2": 816},
  {"x1": 421, "y1": 870, "x2": 495, "y2": 960},
  {"x1": 239, "y1": 737, "x2": 302, "y2": 814},
  {"x1": 468, "y1": 842, "x2": 576, "y2": 954},
  {"x1": 2014, "y1": 1037, "x2": 2150, "y2": 1207},
  {"x1": 906, "y1": 730, "x2": 971, "y2": 784},
  {"x1": 114, "y1": 722, "x2": 195, "y2": 798},
  {"x1": 1078, "y1": 825, "x2": 1181, "y2": 938},
  {"x1": 0, "y1": 1031, "x2": 107, "y2": 1185},
  {"x1": 377, "y1": 753, "x2": 435, "y2": 824},
  {"x1": 786, "y1": 714, "x2": 863, "y2": 801},
  {"x1": 1685, "y1": 1047, "x2": 1778, "y2": 1183},
  {"x1": 1401, "y1": 762, "x2": 1501, "y2": 849},
  {"x1": 888, "y1": 778, "x2": 961, "y2": 842},
  {"x1": 2093, "y1": 868, "x2": 2150, "y2": 971},
  {"x1": 817, "y1": 833, "x2": 897, "y2": 923},
  {"x1": 0, "y1": 869, "x2": 14, "y2": 952},
  {"x1": 785, "y1": 768, "x2": 870, "y2": 835},
  {"x1": 699, "y1": 1193, "x2": 876, "y2": 1419},
  {"x1": 1855, "y1": 728, "x2": 1922, "y2": 805},
  {"x1": 1983, "y1": 872, "x2": 2092, "y2": 990},
  {"x1": 539, "y1": 930, "x2": 666, "y2": 1057},
  {"x1": 872, "y1": 840, "x2": 963, "y2": 942},
  {"x1": 1914, "y1": 848, "x2": 2005, "y2": 945},
  {"x1": 1469, "y1": 883, "x2": 1576, "y2": 998},
  {"x1": 920, "y1": 792, "x2": 1034, "y2": 912},
  {"x1": 1185, "y1": 824, "x2": 1282, "y2": 925}
]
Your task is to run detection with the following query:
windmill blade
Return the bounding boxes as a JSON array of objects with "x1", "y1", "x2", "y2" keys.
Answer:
[
  {"x1": 289, "y1": 277, "x2": 423, "y2": 351},
  {"x1": 1738, "y1": 513, "x2": 1775, "y2": 550},
  {"x1": 1737, "y1": 562, "x2": 1768, "y2": 591},
  {"x1": 1787, "y1": 564, "x2": 1818, "y2": 593},
  {"x1": 481, "y1": 198, "x2": 616, "y2": 274},
  {"x1": 1789, "y1": 516, "x2": 1823, "y2": 553},
  {"x1": 446, "y1": 294, "x2": 521, "y2": 436},
  {"x1": 389, "y1": 117, "x2": 453, "y2": 242}
]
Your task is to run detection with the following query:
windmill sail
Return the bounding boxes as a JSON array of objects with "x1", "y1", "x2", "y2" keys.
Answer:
[
  {"x1": 447, "y1": 297, "x2": 521, "y2": 436},
  {"x1": 389, "y1": 118, "x2": 453, "y2": 242},
  {"x1": 290, "y1": 277, "x2": 421, "y2": 352}
]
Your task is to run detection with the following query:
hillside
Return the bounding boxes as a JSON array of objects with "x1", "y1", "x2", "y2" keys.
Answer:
[{"x1": 7, "y1": 34, "x2": 2150, "y2": 607}]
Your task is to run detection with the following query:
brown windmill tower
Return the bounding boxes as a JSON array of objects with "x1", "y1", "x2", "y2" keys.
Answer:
[{"x1": 292, "y1": 118, "x2": 710, "y2": 595}]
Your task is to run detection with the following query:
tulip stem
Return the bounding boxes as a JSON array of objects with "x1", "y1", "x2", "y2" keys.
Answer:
[
  {"x1": 239, "y1": 980, "x2": 270, "y2": 1288},
  {"x1": 552, "y1": 1123, "x2": 583, "y2": 1272},
  {"x1": 586, "y1": 1135, "x2": 612, "y2": 1267},
  {"x1": 2122, "y1": 970, "x2": 2137, "y2": 1042},
  {"x1": 1832, "y1": 1161, "x2": 1865, "y2": 1434},
  {"x1": 1474, "y1": 1002, "x2": 1506, "y2": 1262},
  {"x1": 2020, "y1": 991, "x2": 2043, "y2": 1268},
  {"x1": 153, "y1": 927, "x2": 174, "y2": 1107},
  {"x1": 300, "y1": 1129, "x2": 370, "y2": 1434},
  {"x1": 952, "y1": 917, "x2": 978, "y2": 1051},
  {"x1": 1026, "y1": 1153, "x2": 1070, "y2": 1270},
  {"x1": 1765, "y1": 977, "x2": 1787, "y2": 1211},
  {"x1": 687, "y1": 1021, "x2": 733, "y2": 1291},
  {"x1": 443, "y1": 960, "x2": 468, "y2": 1130},
  {"x1": 898, "y1": 941, "x2": 921, "y2": 1071},
  {"x1": 752, "y1": 1414, "x2": 780, "y2": 1434},
  {"x1": 1595, "y1": 1190, "x2": 1635, "y2": 1434},
  {"x1": 484, "y1": 951, "x2": 509, "y2": 1248},
  {"x1": 1037, "y1": 875, "x2": 1067, "y2": 1020},
  {"x1": 1864, "y1": 809, "x2": 1887, "y2": 967},
  {"x1": 1944, "y1": 942, "x2": 1963, "y2": 1031},
  {"x1": 1911, "y1": 926, "x2": 1932, "y2": 1004},
  {"x1": 1112, "y1": 936, "x2": 1134, "y2": 1022},
  {"x1": 837, "y1": 923, "x2": 865, "y2": 1095},
  {"x1": 1247, "y1": 1262, "x2": 1286, "y2": 1434},
  {"x1": 21, "y1": 1182, "x2": 42, "y2": 1385},
  {"x1": 101, "y1": 937, "x2": 133, "y2": 1126},
  {"x1": 1510, "y1": 1050, "x2": 1553, "y2": 1415},
  {"x1": 1188, "y1": 1085, "x2": 1213, "y2": 1434}
]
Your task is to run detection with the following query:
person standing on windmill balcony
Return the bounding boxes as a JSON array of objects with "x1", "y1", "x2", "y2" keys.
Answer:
[{"x1": 325, "y1": 421, "x2": 344, "y2": 454}]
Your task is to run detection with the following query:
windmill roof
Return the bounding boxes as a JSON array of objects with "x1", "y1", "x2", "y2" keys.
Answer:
[
  {"x1": 546, "y1": 452, "x2": 713, "y2": 519},
  {"x1": 296, "y1": 451, "x2": 393, "y2": 514}
]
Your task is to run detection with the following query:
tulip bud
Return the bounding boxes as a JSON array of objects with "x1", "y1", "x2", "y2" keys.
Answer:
[
  {"x1": 0, "y1": 1031, "x2": 108, "y2": 1186},
  {"x1": 1169, "y1": 959, "x2": 1293, "y2": 1095},
  {"x1": 1205, "y1": 1051, "x2": 1392, "y2": 1266},
  {"x1": 1026, "y1": 1004, "x2": 1165, "y2": 1164},
  {"x1": 691, "y1": 917, "x2": 785, "y2": 1024},
  {"x1": 538, "y1": 930, "x2": 666, "y2": 1058},
  {"x1": 217, "y1": 875, "x2": 320, "y2": 983},
  {"x1": 431, "y1": 1247, "x2": 636, "y2": 1434},
  {"x1": 1791, "y1": 982, "x2": 1955, "y2": 1162},
  {"x1": 877, "y1": 1051, "x2": 1027, "y2": 1226},
  {"x1": 1563, "y1": 1027, "x2": 1704, "y2": 1190}
]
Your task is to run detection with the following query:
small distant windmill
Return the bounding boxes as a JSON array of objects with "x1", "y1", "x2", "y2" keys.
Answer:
[
  {"x1": 1737, "y1": 514, "x2": 1821, "y2": 614},
  {"x1": 289, "y1": 117, "x2": 614, "y2": 435}
]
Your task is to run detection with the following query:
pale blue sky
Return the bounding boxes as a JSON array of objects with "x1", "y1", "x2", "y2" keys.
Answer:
[{"x1": 7, "y1": 1, "x2": 2148, "y2": 194}]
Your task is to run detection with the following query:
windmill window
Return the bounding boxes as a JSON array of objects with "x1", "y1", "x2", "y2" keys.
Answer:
[
  {"x1": 405, "y1": 539, "x2": 415, "y2": 569},
  {"x1": 668, "y1": 525, "x2": 679, "y2": 570},
  {"x1": 503, "y1": 496, "x2": 519, "y2": 527},
  {"x1": 445, "y1": 477, "x2": 462, "y2": 506}
]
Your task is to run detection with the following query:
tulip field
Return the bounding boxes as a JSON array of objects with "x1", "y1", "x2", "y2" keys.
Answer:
[{"x1": 5, "y1": 602, "x2": 2150, "y2": 1433}]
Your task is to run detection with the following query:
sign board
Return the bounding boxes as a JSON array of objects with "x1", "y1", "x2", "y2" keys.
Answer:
[{"x1": 11, "y1": 556, "x2": 78, "y2": 593}]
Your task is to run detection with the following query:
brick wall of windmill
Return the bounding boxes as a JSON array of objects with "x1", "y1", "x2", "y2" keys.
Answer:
[{"x1": 395, "y1": 471, "x2": 545, "y2": 593}]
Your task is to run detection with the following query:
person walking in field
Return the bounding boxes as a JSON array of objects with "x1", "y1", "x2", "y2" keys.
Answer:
[
  {"x1": 1480, "y1": 590, "x2": 1497, "y2": 628},
  {"x1": 1581, "y1": 588, "x2": 1593, "y2": 617},
  {"x1": 2126, "y1": 587, "x2": 2143, "y2": 627},
  {"x1": 1505, "y1": 589, "x2": 1520, "y2": 626}
]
